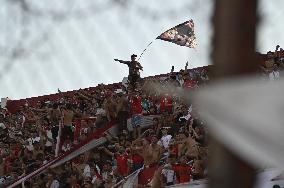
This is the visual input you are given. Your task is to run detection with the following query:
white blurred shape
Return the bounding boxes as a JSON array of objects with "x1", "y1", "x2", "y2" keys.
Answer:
[{"x1": 194, "y1": 75, "x2": 284, "y2": 169}]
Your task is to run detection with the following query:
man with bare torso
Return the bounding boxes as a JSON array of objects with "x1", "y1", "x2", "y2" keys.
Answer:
[
  {"x1": 61, "y1": 104, "x2": 74, "y2": 143},
  {"x1": 50, "y1": 103, "x2": 61, "y2": 142},
  {"x1": 131, "y1": 135, "x2": 164, "y2": 186},
  {"x1": 103, "y1": 97, "x2": 117, "y2": 122},
  {"x1": 133, "y1": 135, "x2": 164, "y2": 167},
  {"x1": 116, "y1": 94, "x2": 129, "y2": 132}
]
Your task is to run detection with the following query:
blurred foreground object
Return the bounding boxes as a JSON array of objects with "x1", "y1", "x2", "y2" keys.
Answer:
[
  {"x1": 194, "y1": 76, "x2": 284, "y2": 169},
  {"x1": 199, "y1": 0, "x2": 258, "y2": 187}
]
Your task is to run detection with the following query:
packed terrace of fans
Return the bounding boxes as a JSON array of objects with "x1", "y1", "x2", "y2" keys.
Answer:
[{"x1": 0, "y1": 47, "x2": 283, "y2": 188}]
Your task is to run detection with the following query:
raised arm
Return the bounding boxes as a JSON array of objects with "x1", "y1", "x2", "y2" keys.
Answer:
[
  {"x1": 30, "y1": 107, "x2": 49, "y2": 113},
  {"x1": 114, "y1": 59, "x2": 130, "y2": 65},
  {"x1": 137, "y1": 62, "x2": 143, "y2": 70},
  {"x1": 185, "y1": 61, "x2": 189, "y2": 71}
]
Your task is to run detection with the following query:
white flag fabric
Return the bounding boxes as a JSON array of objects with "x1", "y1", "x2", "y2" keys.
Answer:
[{"x1": 193, "y1": 76, "x2": 284, "y2": 169}]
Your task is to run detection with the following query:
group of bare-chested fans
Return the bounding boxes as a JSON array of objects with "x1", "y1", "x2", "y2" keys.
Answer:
[{"x1": 1, "y1": 49, "x2": 282, "y2": 188}]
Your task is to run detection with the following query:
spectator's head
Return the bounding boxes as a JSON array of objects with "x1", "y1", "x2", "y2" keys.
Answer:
[
  {"x1": 118, "y1": 133, "x2": 126, "y2": 141},
  {"x1": 267, "y1": 51, "x2": 274, "y2": 59},
  {"x1": 161, "y1": 128, "x2": 168, "y2": 136},
  {"x1": 0, "y1": 113, "x2": 4, "y2": 121},
  {"x1": 178, "y1": 132, "x2": 186, "y2": 140},
  {"x1": 122, "y1": 129, "x2": 128, "y2": 136},
  {"x1": 67, "y1": 172, "x2": 78, "y2": 184},
  {"x1": 33, "y1": 141, "x2": 40, "y2": 150},
  {"x1": 163, "y1": 163, "x2": 172, "y2": 170},
  {"x1": 118, "y1": 146, "x2": 125, "y2": 154},
  {"x1": 151, "y1": 135, "x2": 158, "y2": 144},
  {"x1": 66, "y1": 103, "x2": 72, "y2": 110},
  {"x1": 272, "y1": 185, "x2": 281, "y2": 188},
  {"x1": 52, "y1": 103, "x2": 58, "y2": 109},
  {"x1": 142, "y1": 138, "x2": 150, "y2": 146},
  {"x1": 180, "y1": 156, "x2": 188, "y2": 164},
  {"x1": 273, "y1": 63, "x2": 279, "y2": 71},
  {"x1": 102, "y1": 162, "x2": 111, "y2": 172},
  {"x1": 83, "y1": 178, "x2": 93, "y2": 188},
  {"x1": 153, "y1": 118, "x2": 159, "y2": 125},
  {"x1": 47, "y1": 172, "x2": 56, "y2": 181},
  {"x1": 131, "y1": 54, "x2": 137, "y2": 61},
  {"x1": 93, "y1": 153, "x2": 101, "y2": 163},
  {"x1": 81, "y1": 119, "x2": 87, "y2": 126}
]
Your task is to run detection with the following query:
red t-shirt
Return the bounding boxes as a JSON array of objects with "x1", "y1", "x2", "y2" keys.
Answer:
[
  {"x1": 165, "y1": 95, "x2": 173, "y2": 113},
  {"x1": 4, "y1": 157, "x2": 12, "y2": 174},
  {"x1": 160, "y1": 95, "x2": 173, "y2": 113},
  {"x1": 169, "y1": 145, "x2": 179, "y2": 158},
  {"x1": 183, "y1": 80, "x2": 197, "y2": 89},
  {"x1": 130, "y1": 96, "x2": 142, "y2": 115},
  {"x1": 160, "y1": 96, "x2": 166, "y2": 113},
  {"x1": 12, "y1": 147, "x2": 20, "y2": 157},
  {"x1": 132, "y1": 154, "x2": 144, "y2": 165},
  {"x1": 115, "y1": 153, "x2": 129, "y2": 176},
  {"x1": 173, "y1": 164, "x2": 192, "y2": 183}
]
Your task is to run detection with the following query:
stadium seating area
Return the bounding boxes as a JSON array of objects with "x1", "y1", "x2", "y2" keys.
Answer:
[{"x1": 0, "y1": 47, "x2": 283, "y2": 188}]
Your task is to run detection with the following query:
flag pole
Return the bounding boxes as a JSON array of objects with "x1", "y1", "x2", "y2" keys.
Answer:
[{"x1": 138, "y1": 40, "x2": 156, "y2": 61}]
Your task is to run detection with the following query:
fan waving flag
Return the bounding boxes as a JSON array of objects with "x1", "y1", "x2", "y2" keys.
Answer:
[{"x1": 157, "y1": 19, "x2": 197, "y2": 48}]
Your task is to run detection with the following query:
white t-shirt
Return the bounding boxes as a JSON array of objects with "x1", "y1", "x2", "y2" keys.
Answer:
[
  {"x1": 62, "y1": 143, "x2": 71, "y2": 152},
  {"x1": 96, "y1": 108, "x2": 106, "y2": 116},
  {"x1": 50, "y1": 179, "x2": 60, "y2": 188},
  {"x1": 45, "y1": 130, "x2": 53, "y2": 147},
  {"x1": 269, "y1": 71, "x2": 280, "y2": 81},
  {"x1": 159, "y1": 135, "x2": 172, "y2": 149},
  {"x1": 162, "y1": 169, "x2": 175, "y2": 183},
  {"x1": 0, "y1": 123, "x2": 6, "y2": 129},
  {"x1": 26, "y1": 138, "x2": 34, "y2": 151},
  {"x1": 83, "y1": 164, "x2": 91, "y2": 177},
  {"x1": 32, "y1": 136, "x2": 40, "y2": 143},
  {"x1": 92, "y1": 175, "x2": 99, "y2": 184}
]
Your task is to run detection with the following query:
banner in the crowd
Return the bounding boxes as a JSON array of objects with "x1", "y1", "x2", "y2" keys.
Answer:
[
  {"x1": 8, "y1": 115, "x2": 158, "y2": 187},
  {"x1": 157, "y1": 20, "x2": 197, "y2": 48},
  {"x1": 8, "y1": 122, "x2": 115, "y2": 188},
  {"x1": 50, "y1": 125, "x2": 118, "y2": 168}
]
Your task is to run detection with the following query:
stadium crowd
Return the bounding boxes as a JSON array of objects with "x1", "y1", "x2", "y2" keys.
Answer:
[{"x1": 0, "y1": 47, "x2": 283, "y2": 188}]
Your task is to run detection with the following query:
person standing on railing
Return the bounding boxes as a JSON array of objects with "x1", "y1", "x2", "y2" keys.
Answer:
[{"x1": 115, "y1": 54, "x2": 143, "y2": 92}]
